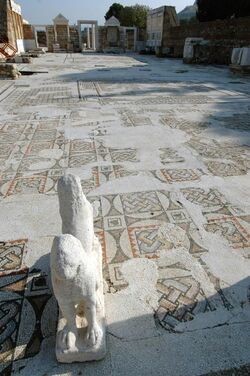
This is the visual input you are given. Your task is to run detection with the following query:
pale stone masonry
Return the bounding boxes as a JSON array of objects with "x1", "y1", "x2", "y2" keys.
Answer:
[
  {"x1": 146, "y1": 5, "x2": 179, "y2": 52},
  {"x1": 0, "y1": 0, "x2": 24, "y2": 54}
]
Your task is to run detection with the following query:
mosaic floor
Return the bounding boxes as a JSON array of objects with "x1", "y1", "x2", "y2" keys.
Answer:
[{"x1": 0, "y1": 53, "x2": 250, "y2": 376}]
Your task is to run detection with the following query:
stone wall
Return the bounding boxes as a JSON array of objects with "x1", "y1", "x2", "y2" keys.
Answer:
[
  {"x1": 0, "y1": 0, "x2": 8, "y2": 42},
  {"x1": 47, "y1": 26, "x2": 56, "y2": 52},
  {"x1": 98, "y1": 26, "x2": 137, "y2": 52},
  {"x1": 69, "y1": 26, "x2": 80, "y2": 52},
  {"x1": 164, "y1": 16, "x2": 250, "y2": 64},
  {"x1": 23, "y1": 24, "x2": 34, "y2": 40},
  {"x1": 99, "y1": 26, "x2": 122, "y2": 51},
  {"x1": 147, "y1": 6, "x2": 179, "y2": 49},
  {"x1": 0, "y1": 0, "x2": 24, "y2": 49},
  {"x1": 56, "y1": 25, "x2": 69, "y2": 50},
  {"x1": 126, "y1": 30, "x2": 135, "y2": 50},
  {"x1": 37, "y1": 31, "x2": 47, "y2": 47},
  {"x1": 98, "y1": 27, "x2": 108, "y2": 51},
  {"x1": 46, "y1": 25, "x2": 80, "y2": 52}
]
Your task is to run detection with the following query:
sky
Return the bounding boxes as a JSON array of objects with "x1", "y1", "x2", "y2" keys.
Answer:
[{"x1": 17, "y1": 0, "x2": 192, "y2": 25}]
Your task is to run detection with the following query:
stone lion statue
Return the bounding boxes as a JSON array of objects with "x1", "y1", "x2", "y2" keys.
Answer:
[{"x1": 50, "y1": 174, "x2": 105, "y2": 363}]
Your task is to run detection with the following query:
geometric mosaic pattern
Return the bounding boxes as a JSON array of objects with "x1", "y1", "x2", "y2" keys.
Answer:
[
  {"x1": 181, "y1": 187, "x2": 228, "y2": 210},
  {"x1": 0, "y1": 53, "x2": 250, "y2": 374},
  {"x1": 156, "y1": 268, "x2": 214, "y2": 331},
  {"x1": 205, "y1": 215, "x2": 250, "y2": 258},
  {"x1": 0, "y1": 240, "x2": 27, "y2": 273},
  {"x1": 161, "y1": 117, "x2": 210, "y2": 136},
  {"x1": 187, "y1": 138, "x2": 250, "y2": 177},
  {"x1": 0, "y1": 269, "x2": 55, "y2": 376},
  {"x1": 87, "y1": 189, "x2": 236, "y2": 331},
  {"x1": 159, "y1": 148, "x2": 185, "y2": 164}
]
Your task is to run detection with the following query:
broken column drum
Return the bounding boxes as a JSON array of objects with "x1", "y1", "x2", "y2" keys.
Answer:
[{"x1": 50, "y1": 174, "x2": 106, "y2": 363}]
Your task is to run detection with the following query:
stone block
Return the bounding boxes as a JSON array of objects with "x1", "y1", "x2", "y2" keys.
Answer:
[
  {"x1": 0, "y1": 63, "x2": 21, "y2": 79},
  {"x1": 240, "y1": 47, "x2": 250, "y2": 66},
  {"x1": 231, "y1": 48, "x2": 242, "y2": 65}
]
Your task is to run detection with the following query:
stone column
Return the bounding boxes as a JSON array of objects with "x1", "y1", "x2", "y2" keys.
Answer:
[
  {"x1": 87, "y1": 27, "x2": 90, "y2": 49},
  {"x1": 45, "y1": 26, "x2": 49, "y2": 49},
  {"x1": 92, "y1": 24, "x2": 96, "y2": 50},
  {"x1": 95, "y1": 23, "x2": 99, "y2": 51},
  {"x1": 33, "y1": 26, "x2": 38, "y2": 48},
  {"x1": 78, "y1": 21, "x2": 82, "y2": 51},
  {"x1": 67, "y1": 25, "x2": 70, "y2": 42},
  {"x1": 54, "y1": 25, "x2": 58, "y2": 43},
  {"x1": 134, "y1": 28, "x2": 137, "y2": 52}
]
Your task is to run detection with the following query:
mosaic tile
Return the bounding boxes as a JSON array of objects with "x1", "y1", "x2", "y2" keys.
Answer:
[
  {"x1": 0, "y1": 53, "x2": 250, "y2": 372},
  {"x1": 31, "y1": 130, "x2": 57, "y2": 141},
  {"x1": 161, "y1": 118, "x2": 209, "y2": 135},
  {"x1": 157, "y1": 168, "x2": 203, "y2": 183},
  {"x1": 0, "y1": 270, "x2": 28, "y2": 374},
  {"x1": 0, "y1": 144, "x2": 14, "y2": 159},
  {"x1": 18, "y1": 157, "x2": 55, "y2": 172},
  {"x1": 68, "y1": 151, "x2": 97, "y2": 167},
  {"x1": 205, "y1": 215, "x2": 250, "y2": 257},
  {"x1": 181, "y1": 188, "x2": 228, "y2": 212},
  {"x1": 110, "y1": 148, "x2": 139, "y2": 163},
  {"x1": 25, "y1": 141, "x2": 54, "y2": 156},
  {"x1": 136, "y1": 96, "x2": 211, "y2": 106},
  {"x1": 119, "y1": 109, "x2": 152, "y2": 127},
  {"x1": 205, "y1": 160, "x2": 248, "y2": 177},
  {"x1": 121, "y1": 191, "x2": 168, "y2": 218},
  {"x1": 113, "y1": 165, "x2": 139, "y2": 179},
  {"x1": 159, "y1": 148, "x2": 185, "y2": 164},
  {"x1": 128, "y1": 222, "x2": 167, "y2": 258},
  {"x1": 5, "y1": 175, "x2": 48, "y2": 196},
  {"x1": 95, "y1": 191, "x2": 209, "y2": 290},
  {"x1": 70, "y1": 139, "x2": 95, "y2": 153},
  {"x1": 155, "y1": 264, "x2": 214, "y2": 331},
  {"x1": 0, "y1": 240, "x2": 27, "y2": 274}
]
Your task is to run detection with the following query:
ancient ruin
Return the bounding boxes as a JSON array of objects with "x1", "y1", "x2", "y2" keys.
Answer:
[{"x1": 0, "y1": 0, "x2": 250, "y2": 375}]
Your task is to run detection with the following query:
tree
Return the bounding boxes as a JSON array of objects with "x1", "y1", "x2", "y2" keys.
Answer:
[
  {"x1": 105, "y1": 3, "x2": 149, "y2": 28},
  {"x1": 132, "y1": 4, "x2": 149, "y2": 29},
  {"x1": 105, "y1": 3, "x2": 124, "y2": 21},
  {"x1": 120, "y1": 6, "x2": 136, "y2": 27},
  {"x1": 197, "y1": 0, "x2": 250, "y2": 22}
]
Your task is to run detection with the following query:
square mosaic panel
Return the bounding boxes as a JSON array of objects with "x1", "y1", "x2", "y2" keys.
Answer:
[
  {"x1": 0, "y1": 270, "x2": 28, "y2": 375},
  {"x1": 157, "y1": 169, "x2": 203, "y2": 183},
  {"x1": 68, "y1": 151, "x2": 97, "y2": 167},
  {"x1": 181, "y1": 187, "x2": 245, "y2": 217},
  {"x1": 155, "y1": 265, "x2": 215, "y2": 331},
  {"x1": 110, "y1": 148, "x2": 138, "y2": 163},
  {"x1": 0, "y1": 143, "x2": 14, "y2": 159},
  {"x1": 205, "y1": 160, "x2": 248, "y2": 177},
  {"x1": 0, "y1": 268, "x2": 56, "y2": 374},
  {"x1": 205, "y1": 215, "x2": 250, "y2": 258},
  {"x1": 5, "y1": 175, "x2": 48, "y2": 196},
  {"x1": 159, "y1": 148, "x2": 185, "y2": 164},
  {"x1": 25, "y1": 141, "x2": 54, "y2": 156},
  {"x1": 32, "y1": 130, "x2": 57, "y2": 142},
  {"x1": 70, "y1": 140, "x2": 95, "y2": 153},
  {"x1": 0, "y1": 240, "x2": 27, "y2": 274}
]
